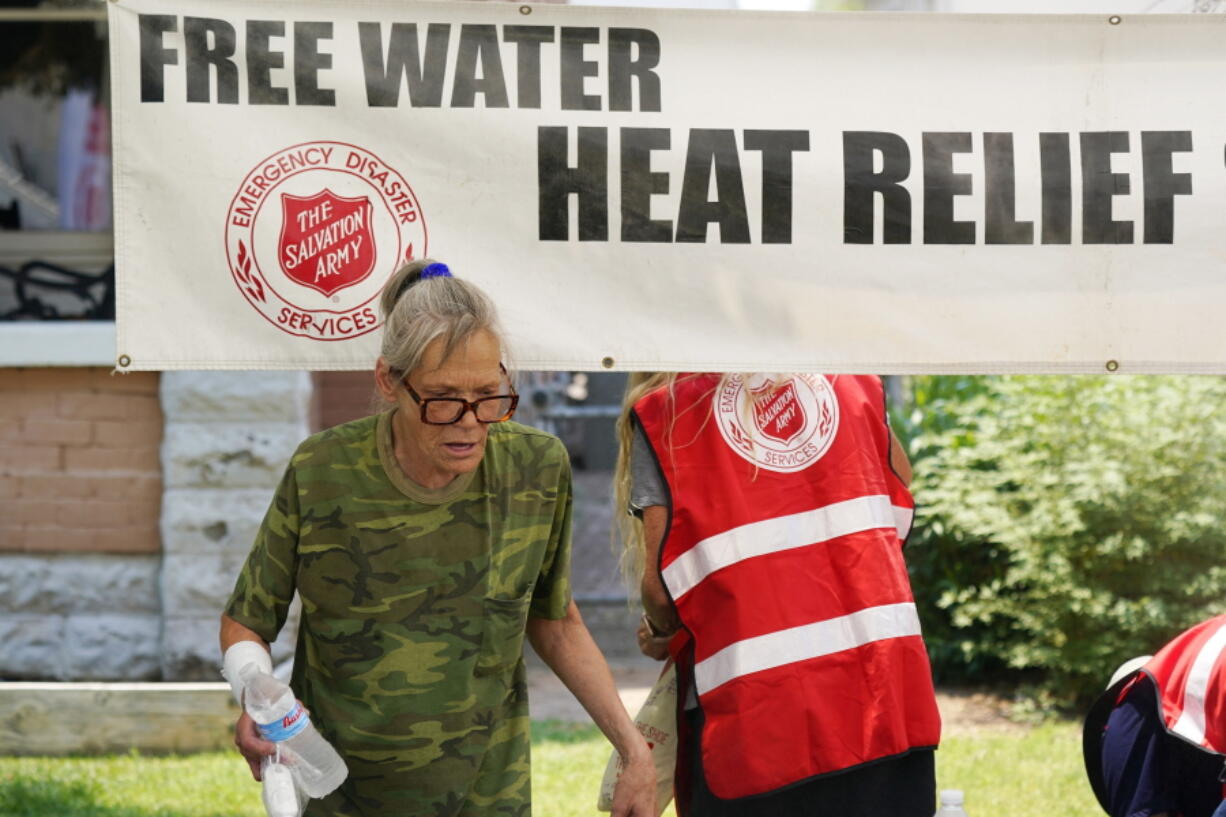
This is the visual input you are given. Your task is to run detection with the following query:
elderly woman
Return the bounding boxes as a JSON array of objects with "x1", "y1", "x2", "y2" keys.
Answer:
[
  {"x1": 616, "y1": 372, "x2": 940, "y2": 817},
  {"x1": 219, "y1": 260, "x2": 654, "y2": 817}
]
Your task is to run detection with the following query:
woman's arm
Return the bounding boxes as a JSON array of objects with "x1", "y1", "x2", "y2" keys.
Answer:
[
  {"x1": 527, "y1": 602, "x2": 656, "y2": 817},
  {"x1": 889, "y1": 429, "x2": 912, "y2": 486},
  {"x1": 219, "y1": 613, "x2": 276, "y2": 780},
  {"x1": 219, "y1": 613, "x2": 269, "y2": 655},
  {"x1": 639, "y1": 505, "x2": 679, "y2": 638}
]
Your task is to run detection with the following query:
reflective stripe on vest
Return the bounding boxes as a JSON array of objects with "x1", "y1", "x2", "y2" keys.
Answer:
[
  {"x1": 663, "y1": 494, "x2": 914, "y2": 601},
  {"x1": 695, "y1": 601, "x2": 922, "y2": 695}
]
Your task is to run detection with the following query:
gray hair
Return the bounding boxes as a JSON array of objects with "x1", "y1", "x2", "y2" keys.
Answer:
[{"x1": 378, "y1": 259, "x2": 504, "y2": 378}]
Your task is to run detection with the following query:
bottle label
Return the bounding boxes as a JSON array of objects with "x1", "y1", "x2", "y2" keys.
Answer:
[{"x1": 256, "y1": 701, "x2": 310, "y2": 743}]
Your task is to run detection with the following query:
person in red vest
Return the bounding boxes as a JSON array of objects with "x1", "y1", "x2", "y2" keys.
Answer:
[
  {"x1": 1084, "y1": 614, "x2": 1226, "y2": 817},
  {"x1": 614, "y1": 372, "x2": 941, "y2": 817}
]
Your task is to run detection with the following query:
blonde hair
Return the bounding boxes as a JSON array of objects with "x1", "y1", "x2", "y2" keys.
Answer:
[
  {"x1": 613, "y1": 372, "x2": 719, "y2": 589},
  {"x1": 378, "y1": 259, "x2": 505, "y2": 381}
]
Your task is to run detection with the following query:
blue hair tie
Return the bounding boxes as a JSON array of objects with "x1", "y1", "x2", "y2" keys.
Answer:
[{"x1": 421, "y1": 262, "x2": 452, "y2": 280}]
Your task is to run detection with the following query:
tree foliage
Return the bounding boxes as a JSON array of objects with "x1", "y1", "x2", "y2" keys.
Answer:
[{"x1": 901, "y1": 375, "x2": 1226, "y2": 706}]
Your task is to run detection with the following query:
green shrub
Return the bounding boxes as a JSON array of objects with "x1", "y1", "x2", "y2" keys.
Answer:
[
  {"x1": 903, "y1": 375, "x2": 1226, "y2": 706},
  {"x1": 895, "y1": 376, "x2": 1016, "y2": 685}
]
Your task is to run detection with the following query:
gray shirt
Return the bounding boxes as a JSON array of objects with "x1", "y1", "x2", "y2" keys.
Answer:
[
  {"x1": 630, "y1": 422, "x2": 668, "y2": 513},
  {"x1": 632, "y1": 421, "x2": 700, "y2": 706}
]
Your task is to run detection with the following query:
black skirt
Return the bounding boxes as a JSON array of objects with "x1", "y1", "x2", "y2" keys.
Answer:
[{"x1": 680, "y1": 707, "x2": 936, "y2": 817}]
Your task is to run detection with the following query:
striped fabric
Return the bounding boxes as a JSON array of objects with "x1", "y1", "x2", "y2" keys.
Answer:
[
  {"x1": 694, "y1": 601, "x2": 922, "y2": 695},
  {"x1": 1158, "y1": 618, "x2": 1226, "y2": 750},
  {"x1": 663, "y1": 494, "x2": 913, "y2": 601}
]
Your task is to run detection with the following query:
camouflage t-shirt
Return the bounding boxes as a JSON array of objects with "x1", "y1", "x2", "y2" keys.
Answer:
[{"x1": 225, "y1": 412, "x2": 573, "y2": 817}]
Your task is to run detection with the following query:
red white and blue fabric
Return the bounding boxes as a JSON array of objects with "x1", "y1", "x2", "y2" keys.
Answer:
[
  {"x1": 1143, "y1": 614, "x2": 1226, "y2": 755},
  {"x1": 634, "y1": 373, "x2": 941, "y2": 800}
]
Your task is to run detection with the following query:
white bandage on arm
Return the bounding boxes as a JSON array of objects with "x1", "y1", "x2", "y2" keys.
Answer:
[{"x1": 222, "y1": 640, "x2": 273, "y2": 706}]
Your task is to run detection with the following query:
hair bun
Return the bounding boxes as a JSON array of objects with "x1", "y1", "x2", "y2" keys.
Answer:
[{"x1": 392, "y1": 261, "x2": 453, "y2": 305}]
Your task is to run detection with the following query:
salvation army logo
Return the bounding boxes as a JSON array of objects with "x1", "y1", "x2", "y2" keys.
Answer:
[
  {"x1": 752, "y1": 378, "x2": 805, "y2": 446},
  {"x1": 716, "y1": 373, "x2": 839, "y2": 473},
  {"x1": 224, "y1": 140, "x2": 427, "y2": 341},
  {"x1": 278, "y1": 191, "x2": 375, "y2": 297}
]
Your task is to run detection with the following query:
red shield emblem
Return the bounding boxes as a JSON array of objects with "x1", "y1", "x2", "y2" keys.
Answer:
[
  {"x1": 752, "y1": 379, "x2": 806, "y2": 446},
  {"x1": 278, "y1": 190, "x2": 376, "y2": 297}
]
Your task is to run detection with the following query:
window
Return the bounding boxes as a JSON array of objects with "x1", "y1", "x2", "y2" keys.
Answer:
[{"x1": 1, "y1": 3, "x2": 113, "y2": 321}]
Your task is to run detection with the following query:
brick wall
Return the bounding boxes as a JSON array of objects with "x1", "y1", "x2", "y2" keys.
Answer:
[
  {"x1": 311, "y1": 371, "x2": 376, "y2": 432},
  {"x1": 0, "y1": 368, "x2": 162, "y2": 554}
]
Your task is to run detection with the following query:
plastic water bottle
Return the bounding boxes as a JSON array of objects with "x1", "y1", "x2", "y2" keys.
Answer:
[
  {"x1": 242, "y1": 669, "x2": 348, "y2": 799},
  {"x1": 935, "y1": 789, "x2": 969, "y2": 817}
]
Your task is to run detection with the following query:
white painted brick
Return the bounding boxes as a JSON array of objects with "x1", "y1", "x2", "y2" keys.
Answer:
[
  {"x1": 160, "y1": 372, "x2": 312, "y2": 425},
  {"x1": 0, "y1": 555, "x2": 159, "y2": 616},
  {"x1": 64, "y1": 615, "x2": 160, "y2": 680},
  {"x1": 161, "y1": 423, "x2": 303, "y2": 490},
  {"x1": 158, "y1": 370, "x2": 312, "y2": 681},
  {"x1": 161, "y1": 551, "x2": 250, "y2": 615},
  {"x1": 0, "y1": 616, "x2": 65, "y2": 679},
  {"x1": 161, "y1": 617, "x2": 230, "y2": 682},
  {"x1": 159, "y1": 488, "x2": 270, "y2": 556}
]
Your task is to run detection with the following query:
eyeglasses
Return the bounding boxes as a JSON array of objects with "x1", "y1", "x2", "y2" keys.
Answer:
[{"x1": 404, "y1": 380, "x2": 519, "y2": 425}]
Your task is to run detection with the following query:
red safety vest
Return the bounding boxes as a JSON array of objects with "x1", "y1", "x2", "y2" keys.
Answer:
[
  {"x1": 1143, "y1": 614, "x2": 1226, "y2": 755},
  {"x1": 635, "y1": 373, "x2": 941, "y2": 800}
]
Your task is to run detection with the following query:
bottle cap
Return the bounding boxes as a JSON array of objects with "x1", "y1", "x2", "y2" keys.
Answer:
[{"x1": 940, "y1": 790, "x2": 964, "y2": 806}]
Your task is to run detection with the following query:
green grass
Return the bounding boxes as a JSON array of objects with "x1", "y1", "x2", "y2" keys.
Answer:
[
  {"x1": 0, "y1": 722, "x2": 1098, "y2": 817},
  {"x1": 0, "y1": 749, "x2": 259, "y2": 817},
  {"x1": 937, "y1": 724, "x2": 1102, "y2": 817}
]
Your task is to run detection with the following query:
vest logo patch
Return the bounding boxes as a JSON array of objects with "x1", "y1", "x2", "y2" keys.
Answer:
[{"x1": 717, "y1": 374, "x2": 839, "y2": 473}]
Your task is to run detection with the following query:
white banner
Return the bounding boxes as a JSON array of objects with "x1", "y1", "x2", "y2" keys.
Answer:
[{"x1": 108, "y1": 1, "x2": 1226, "y2": 372}]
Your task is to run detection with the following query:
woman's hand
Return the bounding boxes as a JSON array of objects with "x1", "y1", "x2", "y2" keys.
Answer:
[
  {"x1": 610, "y1": 743, "x2": 658, "y2": 817},
  {"x1": 233, "y1": 711, "x2": 276, "y2": 780},
  {"x1": 526, "y1": 601, "x2": 657, "y2": 817},
  {"x1": 636, "y1": 615, "x2": 673, "y2": 661}
]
